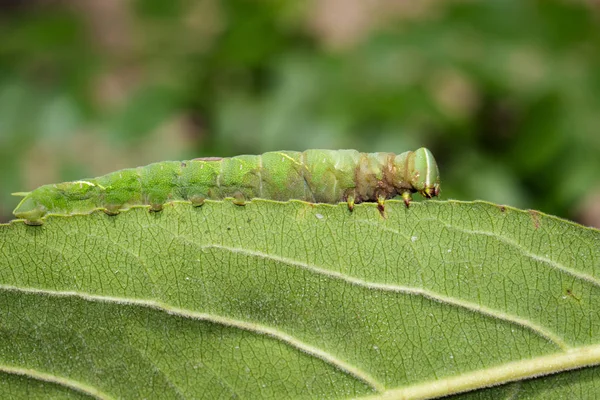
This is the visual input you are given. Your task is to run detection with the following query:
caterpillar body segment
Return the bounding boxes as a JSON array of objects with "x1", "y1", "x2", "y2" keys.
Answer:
[{"x1": 12, "y1": 148, "x2": 441, "y2": 225}]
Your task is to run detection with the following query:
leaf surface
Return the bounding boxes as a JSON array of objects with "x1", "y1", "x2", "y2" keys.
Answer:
[{"x1": 1, "y1": 200, "x2": 599, "y2": 399}]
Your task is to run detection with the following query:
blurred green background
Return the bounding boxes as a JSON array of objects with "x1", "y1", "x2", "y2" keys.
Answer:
[{"x1": 1, "y1": 0, "x2": 599, "y2": 227}]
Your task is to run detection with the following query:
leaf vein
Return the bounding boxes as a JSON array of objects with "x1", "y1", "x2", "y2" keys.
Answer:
[
  {"x1": 201, "y1": 244, "x2": 569, "y2": 350},
  {"x1": 0, "y1": 364, "x2": 113, "y2": 400},
  {"x1": 440, "y1": 223, "x2": 600, "y2": 289},
  {"x1": 0, "y1": 284, "x2": 384, "y2": 393}
]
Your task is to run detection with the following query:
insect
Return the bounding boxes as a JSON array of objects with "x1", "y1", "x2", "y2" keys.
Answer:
[{"x1": 12, "y1": 148, "x2": 440, "y2": 225}]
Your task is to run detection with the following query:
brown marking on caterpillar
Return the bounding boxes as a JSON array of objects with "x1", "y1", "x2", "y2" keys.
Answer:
[
  {"x1": 353, "y1": 153, "x2": 385, "y2": 204},
  {"x1": 528, "y1": 210, "x2": 540, "y2": 229},
  {"x1": 378, "y1": 153, "x2": 397, "y2": 198}
]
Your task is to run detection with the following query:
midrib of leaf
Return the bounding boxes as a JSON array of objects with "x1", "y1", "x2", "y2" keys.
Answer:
[
  {"x1": 2, "y1": 283, "x2": 600, "y2": 400},
  {"x1": 364, "y1": 344, "x2": 600, "y2": 400}
]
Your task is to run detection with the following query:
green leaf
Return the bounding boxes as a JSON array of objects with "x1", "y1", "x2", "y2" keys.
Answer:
[{"x1": 1, "y1": 200, "x2": 599, "y2": 399}]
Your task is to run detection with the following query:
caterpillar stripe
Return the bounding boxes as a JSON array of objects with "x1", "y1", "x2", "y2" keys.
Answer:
[{"x1": 12, "y1": 148, "x2": 440, "y2": 225}]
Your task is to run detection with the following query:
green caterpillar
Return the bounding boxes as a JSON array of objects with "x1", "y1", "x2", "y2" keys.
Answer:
[{"x1": 12, "y1": 148, "x2": 440, "y2": 225}]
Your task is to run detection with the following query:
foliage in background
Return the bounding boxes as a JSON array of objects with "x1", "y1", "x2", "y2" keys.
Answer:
[{"x1": 0, "y1": 0, "x2": 599, "y2": 226}]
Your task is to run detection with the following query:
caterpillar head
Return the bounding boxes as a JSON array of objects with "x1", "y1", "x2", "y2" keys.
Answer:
[{"x1": 408, "y1": 147, "x2": 440, "y2": 199}]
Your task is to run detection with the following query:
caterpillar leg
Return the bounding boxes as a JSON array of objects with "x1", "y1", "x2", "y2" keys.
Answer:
[
  {"x1": 189, "y1": 195, "x2": 206, "y2": 207},
  {"x1": 401, "y1": 192, "x2": 412, "y2": 207},
  {"x1": 149, "y1": 203, "x2": 163, "y2": 212},
  {"x1": 346, "y1": 195, "x2": 355, "y2": 212},
  {"x1": 377, "y1": 195, "x2": 386, "y2": 216},
  {"x1": 232, "y1": 192, "x2": 246, "y2": 206},
  {"x1": 24, "y1": 219, "x2": 44, "y2": 226},
  {"x1": 103, "y1": 204, "x2": 121, "y2": 216}
]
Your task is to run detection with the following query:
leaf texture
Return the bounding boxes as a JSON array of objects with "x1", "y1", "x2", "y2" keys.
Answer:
[{"x1": 1, "y1": 200, "x2": 599, "y2": 399}]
